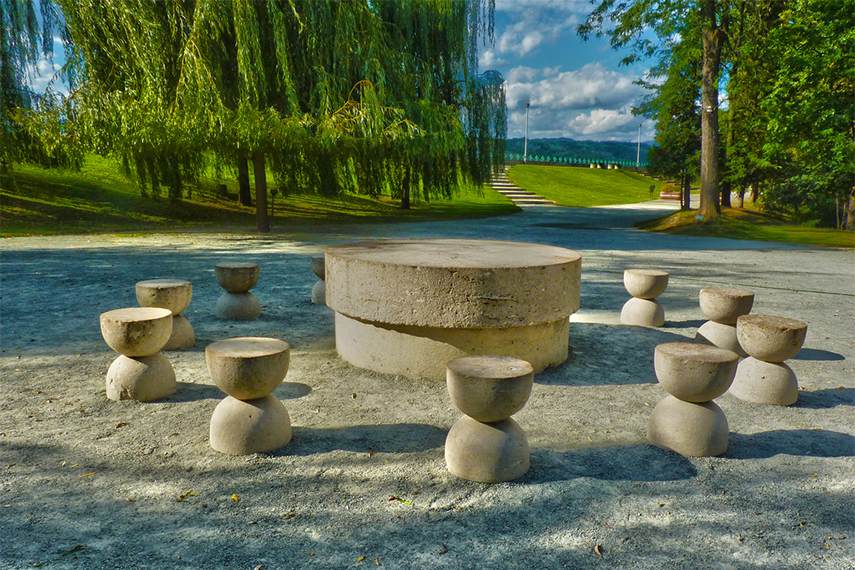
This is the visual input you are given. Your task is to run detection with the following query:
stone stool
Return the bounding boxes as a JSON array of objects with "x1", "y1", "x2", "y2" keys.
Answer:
[
  {"x1": 135, "y1": 279, "x2": 195, "y2": 349},
  {"x1": 621, "y1": 269, "x2": 669, "y2": 326},
  {"x1": 99, "y1": 307, "x2": 176, "y2": 401},
  {"x1": 444, "y1": 355, "x2": 533, "y2": 482},
  {"x1": 648, "y1": 342, "x2": 739, "y2": 456},
  {"x1": 728, "y1": 315, "x2": 807, "y2": 405},
  {"x1": 310, "y1": 256, "x2": 326, "y2": 305},
  {"x1": 206, "y1": 337, "x2": 292, "y2": 454},
  {"x1": 215, "y1": 262, "x2": 261, "y2": 320},
  {"x1": 695, "y1": 287, "x2": 754, "y2": 356}
]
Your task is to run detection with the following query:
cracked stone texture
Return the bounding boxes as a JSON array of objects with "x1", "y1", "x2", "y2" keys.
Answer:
[{"x1": 1, "y1": 201, "x2": 853, "y2": 569}]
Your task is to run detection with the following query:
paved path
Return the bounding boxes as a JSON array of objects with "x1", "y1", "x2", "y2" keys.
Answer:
[{"x1": 1, "y1": 203, "x2": 853, "y2": 569}]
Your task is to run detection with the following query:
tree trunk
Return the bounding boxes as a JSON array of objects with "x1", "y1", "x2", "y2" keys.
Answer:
[
  {"x1": 683, "y1": 175, "x2": 692, "y2": 210},
  {"x1": 751, "y1": 180, "x2": 759, "y2": 204},
  {"x1": 253, "y1": 152, "x2": 270, "y2": 232},
  {"x1": 737, "y1": 188, "x2": 745, "y2": 208},
  {"x1": 237, "y1": 156, "x2": 252, "y2": 206},
  {"x1": 401, "y1": 165, "x2": 411, "y2": 209},
  {"x1": 680, "y1": 171, "x2": 691, "y2": 211},
  {"x1": 700, "y1": 0, "x2": 724, "y2": 220},
  {"x1": 846, "y1": 184, "x2": 855, "y2": 231}
]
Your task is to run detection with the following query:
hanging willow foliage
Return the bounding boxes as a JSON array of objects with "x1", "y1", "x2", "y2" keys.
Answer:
[
  {"x1": 0, "y1": 0, "x2": 80, "y2": 174},
  {"x1": 54, "y1": 0, "x2": 505, "y2": 216}
]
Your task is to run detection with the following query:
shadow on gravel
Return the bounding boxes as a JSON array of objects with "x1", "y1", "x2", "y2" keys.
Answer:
[
  {"x1": 528, "y1": 444, "x2": 697, "y2": 482},
  {"x1": 275, "y1": 382, "x2": 313, "y2": 400},
  {"x1": 165, "y1": 381, "x2": 223, "y2": 402},
  {"x1": 663, "y1": 319, "x2": 706, "y2": 328},
  {"x1": 284, "y1": 423, "x2": 446, "y2": 456},
  {"x1": 796, "y1": 388, "x2": 855, "y2": 409},
  {"x1": 794, "y1": 348, "x2": 845, "y2": 361},
  {"x1": 539, "y1": 323, "x2": 687, "y2": 386},
  {"x1": 728, "y1": 429, "x2": 855, "y2": 459}
]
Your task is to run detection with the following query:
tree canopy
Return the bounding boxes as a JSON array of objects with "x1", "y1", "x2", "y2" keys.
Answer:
[{"x1": 47, "y1": 0, "x2": 505, "y2": 229}]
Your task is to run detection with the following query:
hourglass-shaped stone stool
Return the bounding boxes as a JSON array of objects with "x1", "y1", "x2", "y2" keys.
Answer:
[
  {"x1": 728, "y1": 315, "x2": 807, "y2": 406},
  {"x1": 207, "y1": 337, "x2": 292, "y2": 454},
  {"x1": 695, "y1": 288, "x2": 754, "y2": 356},
  {"x1": 215, "y1": 262, "x2": 261, "y2": 320},
  {"x1": 621, "y1": 269, "x2": 669, "y2": 326},
  {"x1": 310, "y1": 256, "x2": 326, "y2": 305},
  {"x1": 135, "y1": 279, "x2": 195, "y2": 349},
  {"x1": 445, "y1": 356, "x2": 533, "y2": 483},
  {"x1": 648, "y1": 342, "x2": 739, "y2": 456},
  {"x1": 99, "y1": 307, "x2": 176, "y2": 401}
]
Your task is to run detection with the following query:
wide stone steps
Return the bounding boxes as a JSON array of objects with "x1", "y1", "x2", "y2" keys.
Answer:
[{"x1": 488, "y1": 173, "x2": 555, "y2": 207}]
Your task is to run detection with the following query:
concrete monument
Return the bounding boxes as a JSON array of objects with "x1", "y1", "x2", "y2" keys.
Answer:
[
  {"x1": 310, "y1": 256, "x2": 326, "y2": 305},
  {"x1": 324, "y1": 239, "x2": 581, "y2": 380},
  {"x1": 648, "y1": 342, "x2": 739, "y2": 456},
  {"x1": 215, "y1": 262, "x2": 261, "y2": 320},
  {"x1": 206, "y1": 337, "x2": 292, "y2": 454},
  {"x1": 444, "y1": 355, "x2": 533, "y2": 482},
  {"x1": 135, "y1": 278, "x2": 195, "y2": 349},
  {"x1": 621, "y1": 269, "x2": 669, "y2": 327},
  {"x1": 728, "y1": 315, "x2": 807, "y2": 405},
  {"x1": 99, "y1": 307, "x2": 176, "y2": 401},
  {"x1": 695, "y1": 287, "x2": 754, "y2": 356}
]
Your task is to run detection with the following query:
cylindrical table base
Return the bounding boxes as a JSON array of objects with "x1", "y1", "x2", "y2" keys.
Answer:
[{"x1": 334, "y1": 312, "x2": 569, "y2": 380}]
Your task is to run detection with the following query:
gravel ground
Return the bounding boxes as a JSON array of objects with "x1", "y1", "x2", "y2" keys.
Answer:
[{"x1": 1, "y1": 203, "x2": 853, "y2": 569}]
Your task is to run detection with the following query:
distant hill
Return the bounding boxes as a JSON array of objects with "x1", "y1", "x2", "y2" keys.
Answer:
[{"x1": 505, "y1": 137, "x2": 654, "y2": 163}]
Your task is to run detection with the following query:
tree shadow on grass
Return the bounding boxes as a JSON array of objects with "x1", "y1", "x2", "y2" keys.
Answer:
[
  {"x1": 283, "y1": 423, "x2": 446, "y2": 456},
  {"x1": 728, "y1": 429, "x2": 855, "y2": 459},
  {"x1": 529, "y1": 443, "x2": 697, "y2": 483}
]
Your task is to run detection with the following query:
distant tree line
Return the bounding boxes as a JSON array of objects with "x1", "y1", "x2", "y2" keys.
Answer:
[
  {"x1": 1, "y1": 0, "x2": 506, "y2": 232},
  {"x1": 505, "y1": 138, "x2": 654, "y2": 164},
  {"x1": 582, "y1": 0, "x2": 854, "y2": 229}
]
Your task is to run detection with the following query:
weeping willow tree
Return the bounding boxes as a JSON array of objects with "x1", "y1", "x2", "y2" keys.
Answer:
[
  {"x1": 0, "y1": 0, "x2": 79, "y2": 179},
  {"x1": 57, "y1": 0, "x2": 505, "y2": 231}
]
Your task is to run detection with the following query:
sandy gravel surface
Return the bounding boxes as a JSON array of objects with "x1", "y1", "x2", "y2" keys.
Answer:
[{"x1": 1, "y1": 203, "x2": 853, "y2": 569}]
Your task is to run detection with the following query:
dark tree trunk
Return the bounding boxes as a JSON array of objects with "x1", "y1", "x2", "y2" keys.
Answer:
[
  {"x1": 751, "y1": 180, "x2": 759, "y2": 204},
  {"x1": 680, "y1": 171, "x2": 692, "y2": 210},
  {"x1": 237, "y1": 156, "x2": 252, "y2": 206},
  {"x1": 253, "y1": 152, "x2": 270, "y2": 232},
  {"x1": 737, "y1": 188, "x2": 745, "y2": 208},
  {"x1": 846, "y1": 184, "x2": 855, "y2": 231},
  {"x1": 700, "y1": 0, "x2": 725, "y2": 220},
  {"x1": 401, "y1": 165, "x2": 411, "y2": 209}
]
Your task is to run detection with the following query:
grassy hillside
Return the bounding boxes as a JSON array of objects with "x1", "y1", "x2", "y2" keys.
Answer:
[
  {"x1": 639, "y1": 208, "x2": 855, "y2": 249},
  {"x1": 508, "y1": 164, "x2": 661, "y2": 206},
  {"x1": 0, "y1": 156, "x2": 518, "y2": 237}
]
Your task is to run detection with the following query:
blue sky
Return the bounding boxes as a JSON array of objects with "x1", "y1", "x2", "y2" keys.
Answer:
[{"x1": 485, "y1": 0, "x2": 656, "y2": 142}]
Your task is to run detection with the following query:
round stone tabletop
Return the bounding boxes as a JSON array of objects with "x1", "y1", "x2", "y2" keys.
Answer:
[{"x1": 325, "y1": 239, "x2": 581, "y2": 328}]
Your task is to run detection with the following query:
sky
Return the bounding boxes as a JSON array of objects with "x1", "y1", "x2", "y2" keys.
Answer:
[
  {"x1": 485, "y1": 0, "x2": 656, "y2": 142},
  {"x1": 26, "y1": 1, "x2": 656, "y2": 143}
]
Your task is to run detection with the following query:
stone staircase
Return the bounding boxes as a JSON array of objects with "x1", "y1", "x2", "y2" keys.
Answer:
[{"x1": 489, "y1": 170, "x2": 555, "y2": 207}]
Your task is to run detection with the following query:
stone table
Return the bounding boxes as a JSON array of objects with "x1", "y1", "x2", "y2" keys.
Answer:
[{"x1": 325, "y1": 238, "x2": 582, "y2": 380}]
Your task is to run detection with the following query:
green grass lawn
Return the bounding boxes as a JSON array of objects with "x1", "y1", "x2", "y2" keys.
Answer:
[
  {"x1": 639, "y1": 208, "x2": 855, "y2": 248},
  {"x1": 507, "y1": 164, "x2": 662, "y2": 206},
  {"x1": 0, "y1": 156, "x2": 518, "y2": 237}
]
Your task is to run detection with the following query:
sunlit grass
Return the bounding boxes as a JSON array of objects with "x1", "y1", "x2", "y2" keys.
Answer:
[
  {"x1": 0, "y1": 156, "x2": 518, "y2": 236},
  {"x1": 507, "y1": 164, "x2": 662, "y2": 206},
  {"x1": 639, "y1": 208, "x2": 855, "y2": 248}
]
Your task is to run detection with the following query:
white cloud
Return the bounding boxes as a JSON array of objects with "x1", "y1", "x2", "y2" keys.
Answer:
[
  {"x1": 495, "y1": 14, "x2": 577, "y2": 58},
  {"x1": 504, "y1": 63, "x2": 654, "y2": 140},
  {"x1": 26, "y1": 57, "x2": 64, "y2": 94},
  {"x1": 495, "y1": 0, "x2": 591, "y2": 13}
]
